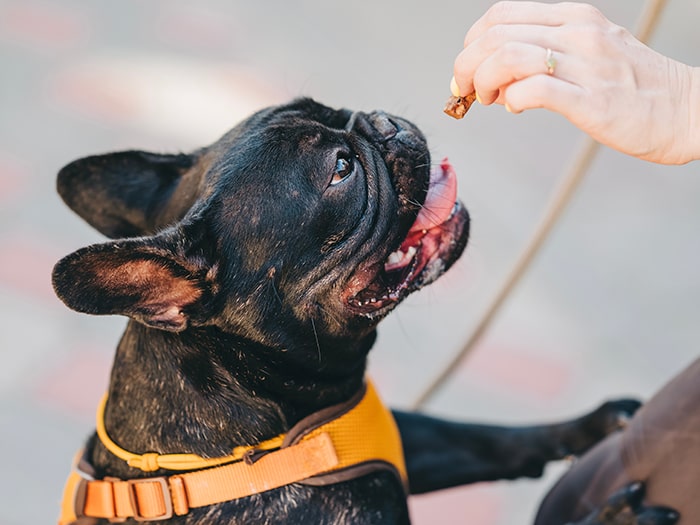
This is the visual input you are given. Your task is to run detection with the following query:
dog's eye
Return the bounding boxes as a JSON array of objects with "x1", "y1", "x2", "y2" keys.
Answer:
[{"x1": 330, "y1": 156, "x2": 354, "y2": 186}]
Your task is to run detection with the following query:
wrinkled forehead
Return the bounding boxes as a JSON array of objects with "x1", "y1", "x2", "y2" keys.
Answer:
[
  {"x1": 270, "y1": 98, "x2": 354, "y2": 129},
  {"x1": 210, "y1": 99, "x2": 354, "y2": 157},
  {"x1": 256, "y1": 102, "x2": 357, "y2": 152},
  {"x1": 208, "y1": 100, "x2": 360, "y2": 180},
  {"x1": 200, "y1": 101, "x2": 352, "y2": 198}
]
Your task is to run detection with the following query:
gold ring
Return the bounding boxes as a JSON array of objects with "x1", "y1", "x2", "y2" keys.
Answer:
[{"x1": 545, "y1": 48, "x2": 557, "y2": 75}]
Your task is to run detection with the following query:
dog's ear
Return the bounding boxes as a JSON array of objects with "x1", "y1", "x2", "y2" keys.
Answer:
[
  {"x1": 57, "y1": 150, "x2": 206, "y2": 239},
  {"x1": 52, "y1": 234, "x2": 214, "y2": 332}
]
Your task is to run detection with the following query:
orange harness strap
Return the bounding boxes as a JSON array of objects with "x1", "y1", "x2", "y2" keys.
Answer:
[{"x1": 59, "y1": 380, "x2": 407, "y2": 523}]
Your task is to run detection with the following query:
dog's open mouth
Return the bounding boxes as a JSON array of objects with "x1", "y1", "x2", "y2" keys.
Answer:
[{"x1": 347, "y1": 159, "x2": 469, "y2": 318}]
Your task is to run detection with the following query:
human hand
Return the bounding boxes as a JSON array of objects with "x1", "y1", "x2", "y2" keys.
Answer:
[{"x1": 451, "y1": 1, "x2": 700, "y2": 165}]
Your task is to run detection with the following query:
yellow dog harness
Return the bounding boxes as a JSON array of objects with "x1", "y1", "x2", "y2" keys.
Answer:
[{"x1": 59, "y1": 380, "x2": 407, "y2": 523}]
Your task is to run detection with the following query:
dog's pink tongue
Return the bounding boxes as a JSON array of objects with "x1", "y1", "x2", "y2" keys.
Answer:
[{"x1": 409, "y1": 159, "x2": 458, "y2": 233}]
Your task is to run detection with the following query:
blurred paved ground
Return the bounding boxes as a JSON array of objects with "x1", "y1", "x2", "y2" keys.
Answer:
[{"x1": 1, "y1": 1, "x2": 698, "y2": 523}]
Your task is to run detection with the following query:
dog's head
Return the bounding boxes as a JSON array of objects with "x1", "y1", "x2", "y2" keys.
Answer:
[{"x1": 52, "y1": 98, "x2": 469, "y2": 345}]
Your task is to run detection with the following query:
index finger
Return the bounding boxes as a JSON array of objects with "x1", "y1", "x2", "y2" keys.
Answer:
[{"x1": 463, "y1": 1, "x2": 603, "y2": 47}]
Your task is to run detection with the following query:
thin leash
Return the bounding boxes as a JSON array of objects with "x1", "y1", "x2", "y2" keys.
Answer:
[{"x1": 411, "y1": 0, "x2": 671, "y2": 410}]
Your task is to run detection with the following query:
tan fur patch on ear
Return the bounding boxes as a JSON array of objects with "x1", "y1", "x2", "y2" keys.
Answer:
[{"x1": 111, "y1": 259, "x2": 203, "y2": 308}]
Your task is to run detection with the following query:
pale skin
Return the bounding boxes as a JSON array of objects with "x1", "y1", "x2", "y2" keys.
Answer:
[{"x1": 451, "y1": 1, "x2": 700, "y2": 165}]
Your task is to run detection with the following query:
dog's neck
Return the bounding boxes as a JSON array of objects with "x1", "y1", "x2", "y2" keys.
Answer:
[{"x1": 90, "y1": 321, "x2": 373, "y2": 479}]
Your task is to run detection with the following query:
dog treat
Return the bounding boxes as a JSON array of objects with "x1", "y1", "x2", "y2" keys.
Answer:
[{"x1": 443, "y1": 92, "x2": 477, "y2": 120}]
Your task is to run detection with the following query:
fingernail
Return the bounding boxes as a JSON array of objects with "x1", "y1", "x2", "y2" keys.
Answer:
[
  {"x1": 505, "y1": 102, "x2": 512, "y2": 113},
  {"x1": 475, "y1": 91, "x2": 483, "y2": 105},
  {"x1": 450, "y1": 76, "x2": 461, "y2": 97}
]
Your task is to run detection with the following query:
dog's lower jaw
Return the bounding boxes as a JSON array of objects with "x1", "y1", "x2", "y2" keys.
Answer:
[{"x1": 344, "y1": 201, "x2": 470, "y2": 321}]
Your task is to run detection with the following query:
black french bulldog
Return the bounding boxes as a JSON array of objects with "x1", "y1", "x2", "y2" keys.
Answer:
[{"x1": 52, "y1": 98, "x2": 675, "y2": 524}]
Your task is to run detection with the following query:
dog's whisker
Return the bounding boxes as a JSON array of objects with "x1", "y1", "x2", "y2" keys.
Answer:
[
  {"x1": 309, "y1": 316, "x2": 322, "y2": 364},
  {"x1": 313, "y1": 301, "x2": 345, "y2": 330},
  {"x1": 405, "y1": 196, "x2": 444, "y2": 224},
  {"x1": 266, "y1": 275, "x2": 284, "y2": 307},
  {"x1": 405, "y1": 197, "x2": 424, "y2": 209}
]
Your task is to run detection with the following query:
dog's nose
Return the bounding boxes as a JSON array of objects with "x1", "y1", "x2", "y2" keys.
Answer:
[
  {"x1": 368, "y1": 112, "x2": 398, "y2": 140},
  {"x1": 346, "y1": 111, "x2": 398, "y2": 141}
]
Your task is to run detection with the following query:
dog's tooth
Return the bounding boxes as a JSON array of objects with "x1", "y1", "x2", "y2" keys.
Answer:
[
  {"x1": 386, "y1": 251, "x2": 403, "y2": 267},
  {"x1": 385, "y1": 245, "x2": 419, "y2": 272}
]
